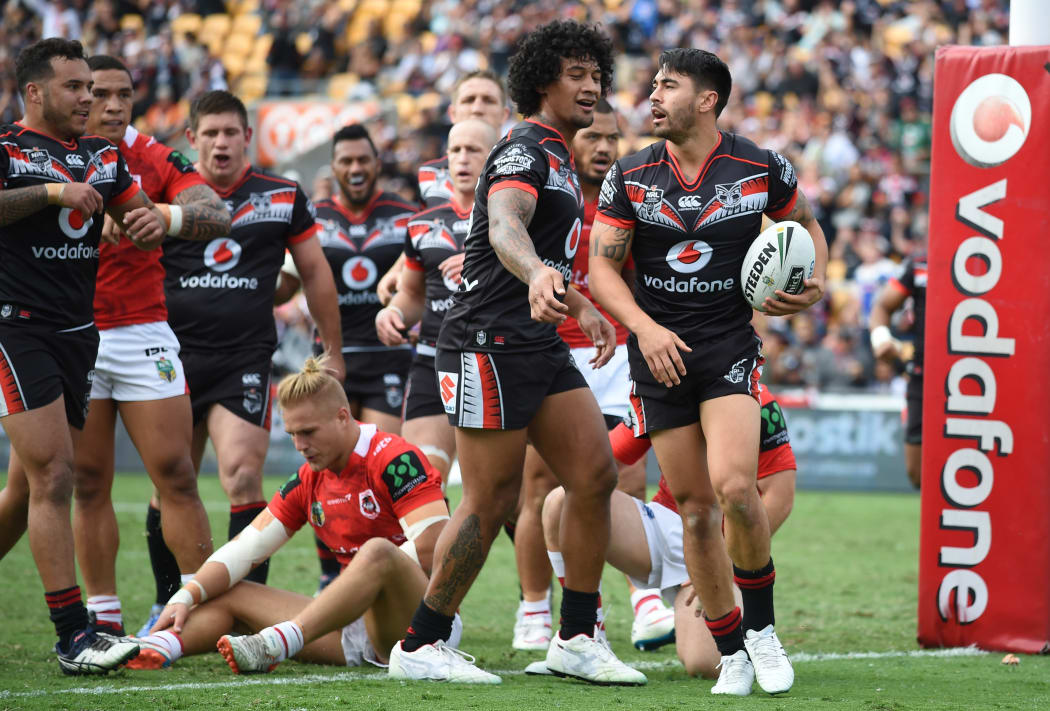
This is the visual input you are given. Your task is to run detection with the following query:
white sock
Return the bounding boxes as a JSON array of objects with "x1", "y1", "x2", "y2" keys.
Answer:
[
  {"x1": 547, "y1": 551, "x2": 565, "y2": 583},
  {"x1": 86, "y1": 595, "x2": 123, "y2": 628},
  {"x1": 140, "y1": 630, "x2": 184, "y2": 662},
  {"x1": 260, "y1": 621, "x2": 305, "y2": 662},
  {"x1": 521, "y1": 593, "x2": 551, "y2": 616},
  {"x1": 631, "y1": 588, "x2": 667, "y2": 619}
]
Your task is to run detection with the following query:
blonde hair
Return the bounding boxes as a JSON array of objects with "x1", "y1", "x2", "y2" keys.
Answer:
[{"x1": 276, "y1": 353, "x2": 348, "y2": 412}]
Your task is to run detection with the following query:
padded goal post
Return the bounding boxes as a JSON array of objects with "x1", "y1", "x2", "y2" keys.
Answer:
[{"x1": 919, "y1": 44, "x2": 1050, "y2": 653}]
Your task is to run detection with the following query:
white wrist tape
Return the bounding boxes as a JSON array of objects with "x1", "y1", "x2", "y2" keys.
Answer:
[
  {"x1": 870, "y1": 325, "x2": 897, "y2": 351},
  {"x1": 186, "y1": 578, "x2": 208, "y2": 603},
  {"x1": 168, "y1": 588, "x2": 194, "y2": 607},
  {"x1": 205, "y1": 516, "x2": 289, "y2": 584},
  {"x1": 166, "y1": 204, "x2": 183, "y2": 237}
]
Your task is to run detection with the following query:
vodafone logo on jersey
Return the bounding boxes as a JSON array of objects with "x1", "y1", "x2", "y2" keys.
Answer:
[
  {"x1": 59, "y1": 207, "x2": 93, "y2": 240},
  {"x1": 564, "y1": 217, "x2": 583, "y2": 259},
  {"x1": 342, "y1": 256, "x2": 377, "y2": 290},
  {"x1": 950, "y1": 73, "x2": 1031, "y2": 168},
  {"x1": 203, "y1": 238, "x2": 242, "y2": 272},
  {"x1": 666, "y1": 239, "x2": 713, "y2": 274}
]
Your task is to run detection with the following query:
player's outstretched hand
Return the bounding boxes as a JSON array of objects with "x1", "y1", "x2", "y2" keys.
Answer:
[
  {"x1": 60, "y1": 182, "x2": 104, "y2": 221},
  {"x1": 150, "y1": 602, "x2": 189, "y2": 635},
  {"x1": 528, "y1": 265, "x2": 570, "y2": 324},
  {"x1": 636, "y1": 321, "x2": 691, "y2": 388},
  {"x1": 578, "y1": 306, "x2": 616, "y2": 369},
  {"x1": 123, "y1": 206, "x2": 167, "y2": 250},
  {"x1": 763, "y1": 276, "x2": 825, "y2": 317},
  {"x1": 375, "y1": 305, "x2": 408, "y2": 347},
  {"x1": 377, "y1": 268, "x2": 399, "y2": 306},
  {"x1": 100, "y1": 214, "x2": 125, "y2": 245},
  {"x1": 438, "y1": 253, "x2": 465, "y2": 285}
]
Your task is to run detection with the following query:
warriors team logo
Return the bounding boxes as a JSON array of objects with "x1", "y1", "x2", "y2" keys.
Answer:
[
  {"x1": 243, "y1": 387, "x2": 263, "y2": 414},
  {"x1": 203, "y1": 238, "x2": 242, "y2": 272},
  {"x1": 154, "y1": 357, "x2": 176, "y2": 383},
  {"x1": 0, "y1": 305, "x2": 10, "y2": 319},
  {"x1": 713, "y1": 181, "x2": 744, "y2": 208},
  {"x1": 248, "y1": 192, "x2": 273, "y2": 214},
  {"x1": 359, "y1": 489, "x2": 380, "y2": 519},
  {"x1": 950, "y1": 73, "x2": 1031, "y2": 168},
  {"x1": 58, "y1": 207, "x2": 93, "y2": 239},
  {"x1": 666, "y1": 239, "x2": 713, "y2": 274},
  {"x1": 384, "y1": 373, "x2": 403, "y2": 410},
  {"x1": 342, "y1": 256, "x2": 377, "y2": 290},
  {"x1": 311, "y1": 501, "x2": 326, "y2": 527}
]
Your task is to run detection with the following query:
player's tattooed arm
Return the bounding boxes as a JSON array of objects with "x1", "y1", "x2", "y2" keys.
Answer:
[
  {"x1": 172, "y1": 183, "x2": 231, "y2": 240},
  {"x1": 0, "y1": 185, "x2": 49, "y2": 226},
  {"x1": 590, "y1": 222, "x2": 634, "y2": 264},
  {"x1": 487, "y1": 186, "x2": 541, "y2": 283},
  {"x1": 783, "y1": 188, "x2": 815, "y2": 226}
]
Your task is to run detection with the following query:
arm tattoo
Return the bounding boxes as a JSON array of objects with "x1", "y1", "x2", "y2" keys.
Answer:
[
  {"x1": 173, "y1": 184, "x2": 232, "y2": 240},
  {"x1": 487, "y1": 187, "x2": 541, "y2": 284},
  {"x1": 423, "y1": 513, "x2": 484, "y2": 614},
  {"x1": 0, "y1": 185, "x2": 48, "y2": 227},
  {"x1": 784, "y1": 189, "x2": 814, "y2": 225},
  {"x1": 591, "y1": 224, "x2": 633, "y2": 263}
]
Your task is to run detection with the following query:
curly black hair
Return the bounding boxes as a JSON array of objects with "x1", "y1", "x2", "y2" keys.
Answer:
[{"x1": 507, "y1": 20, "x2": 614, "y2": 118}]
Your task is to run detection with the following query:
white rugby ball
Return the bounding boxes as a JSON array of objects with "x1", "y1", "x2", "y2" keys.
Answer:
[{"x1": 740, "y1": 220, "x2": 815, "y2": 312}]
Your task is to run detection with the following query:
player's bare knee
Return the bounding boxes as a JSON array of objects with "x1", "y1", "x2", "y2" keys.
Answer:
[
  {"x1": 541, "y1": 486, "x2": 566, "y2": 541},
  {"x1": 153, "y1": 459, "x2": 200, "y2": 503},
  {"x1": 566, "y1": 459, "x2": 618, "y2": 501},
  {"x1": 714, "y1": 477, "x2": 757, "y2": 516},
  {"x1": 678, "y1": 500, "x2": 721, "y2": 539},
  {"x1": 354, "y1": 537, "x2": 401, "y2": 573},
  {"x1": 29, "y1": 462, "x2": 75, "y2": 505},
  {"x1": 221, "y1": 463, "x2": 263, "y2": 503}
]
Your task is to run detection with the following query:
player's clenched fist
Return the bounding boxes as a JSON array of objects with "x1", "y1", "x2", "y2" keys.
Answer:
[
  {"x1": 375, "y1": 304, "x2": 408, "y2": 346},
  {"x1": 527, "y1": 265, "x2": 570, "y2": 324},
  {"x1": 123, "y1": 206, "x2": 167, "y2": 250}
]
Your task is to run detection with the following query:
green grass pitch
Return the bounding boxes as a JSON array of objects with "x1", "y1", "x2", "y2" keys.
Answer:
[{"x1": 0, "y1": 473, "x2": 1047, "y2": 710}]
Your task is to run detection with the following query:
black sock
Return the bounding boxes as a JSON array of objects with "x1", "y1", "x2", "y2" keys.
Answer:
[
  {"x1": 145, "y1": 504, "x2": 181, "y2": 605},
  {"x1": 734, "y1": 557, "x2": 776, "y2": 632},
  {"x1": 315, "y1": 534, "x2": 341, "y2": 578},
  {"x1": 230, "y1": 502, "x2": 269, "y2": 584},
  {"x1": 403, "y1": 602, "x2": 455, "y2": 652},
  {"x1": 705, "y1": 606, "x2": 745, "y2": 656},
  {"x1": 46, "y1": 586, "x2": 88, "y2": 651},
  {"x1": 558, "y1": 587, "x2": 598, "y2": 640}
]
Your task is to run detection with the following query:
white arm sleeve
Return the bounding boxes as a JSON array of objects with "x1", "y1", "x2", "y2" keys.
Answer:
[{"x1": 205, "y1": 516, "x2": 290, "y2": 584}]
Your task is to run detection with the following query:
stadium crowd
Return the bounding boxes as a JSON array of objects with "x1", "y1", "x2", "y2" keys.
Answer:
[{"x1": 0, "y1": 0, "x2": 1009, "y2": 391}]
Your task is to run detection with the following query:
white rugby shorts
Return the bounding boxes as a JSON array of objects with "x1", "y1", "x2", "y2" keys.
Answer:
[
  {"x1": 569, "y1": 343, "x2": 630, "y2": 420},
  {"x1": 90, "y1": 321, "x2": 187, "y2": 401},
  {"x1": 630, "y1": 498, "x2": 689, "y2": 606}
]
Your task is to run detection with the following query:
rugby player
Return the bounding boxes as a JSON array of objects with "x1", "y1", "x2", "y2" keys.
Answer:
[
  {"x1": 130, "y1": 356, "x2": 455, "y2": 672},
  {"x1": 509, "y1": 99, "x2": 671, "y2": 654},
  {"x1": 376, "y1": 70, "x2": 509, "y2": 304},
  {"x1": 870, "y1": 249, "x2": 927, "y2": 489},
  {"x1": 152, "y1": 90, "x2": 342, "y2": 598},
  {"x1": 375, "y1": 119, "x2": 499, "y2": 484},
  {"x1": 589, "y1": 48, "x2": 827, "y2": 695},
  {"x1": 388, "y1": 21, "x2": 644, "y2": 686},
  {"x1": 0, "y1": 38, "x2": 174, "y2": 673},
  {"x1": 539, "y1": 387, "x2": 797, "y2": 680}
]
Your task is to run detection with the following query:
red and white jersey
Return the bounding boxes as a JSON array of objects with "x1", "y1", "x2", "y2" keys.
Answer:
[
  {"x1": 266, "y1": 423, "x2": 445, "y2": 568},
  {"x1": 94, "y1": 126, "x2": 204, "y2": 330},
  {"x1": 556, "y1": 197, "x2": 631, "y2": 349},
  {"x1": 651, "y1": 386, "x2": 797, "y2": 513}
]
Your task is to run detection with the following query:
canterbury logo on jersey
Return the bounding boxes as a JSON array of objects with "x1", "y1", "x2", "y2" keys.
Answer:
[
  {"x1": 408, "y1": 219, "x2": 458, "y2": 252},
  {"x1": 694, "y1": 174, "x2": 768, "y2": 230},
  {"x1": 624, "y1": 181, "x2": 686, "y2": 231},
  {"x1": 230, "y1": 188, "x2": 296, "y2": 228}
]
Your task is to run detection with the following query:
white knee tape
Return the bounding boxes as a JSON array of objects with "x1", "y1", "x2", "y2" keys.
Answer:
[{"x1": 418, "y1": 446, "x2": 451, "y2": 468}]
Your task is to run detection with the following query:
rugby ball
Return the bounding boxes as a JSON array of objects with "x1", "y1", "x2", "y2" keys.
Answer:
[{"x1": 740, "y1": 220, "x2": 815, "y2": 312}]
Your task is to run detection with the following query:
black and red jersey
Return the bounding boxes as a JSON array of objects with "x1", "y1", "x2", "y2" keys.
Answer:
[
  {"x1": 888, "y1": 252, "x2": 927, "y2": 368},
  {"x1": 314, "y1": 192, "x2": 416, "y2": 349},
  {"x1": 0, "y1": 122, "x2": 139, "y2": 329},
  {"x1": 162, "y1": 166, "x2": 318, "y2": 351},
  {"x1": 404, "y1": 201, "x2": 471, "y2": 346},
  {"x1": 596, "y1": 132, "x2": 799, "y2": 344},
  {"x1": 418, "y1": 156, "x2": 455, "y2": 208},
  {"x1": 438, "y1": 119, "x2": 584, "y2": 353}
]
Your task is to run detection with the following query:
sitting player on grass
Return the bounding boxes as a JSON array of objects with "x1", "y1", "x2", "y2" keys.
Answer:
[
  {"x1": 535, "y1": 386, "x2": 796, "y2": 686},
  {"x1": 130, "y1": 355, "x2": 457, "y2": 672}
]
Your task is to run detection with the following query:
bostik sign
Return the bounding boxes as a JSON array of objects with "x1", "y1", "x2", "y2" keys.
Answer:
[{"x1": 919, "y1": 45, "x2": 1050, "y2": 653}]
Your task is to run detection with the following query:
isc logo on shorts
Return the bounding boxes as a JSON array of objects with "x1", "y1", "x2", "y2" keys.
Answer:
[{"x1": 438, "y1": 371, "x2": 458, "y2": 414}]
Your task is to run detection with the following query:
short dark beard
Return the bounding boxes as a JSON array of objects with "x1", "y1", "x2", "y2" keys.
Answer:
[
  {"x1": 340, "y1": 175, "x2": 377, "y2": 208},
  {"x1": 579, "y1": 171, "x2": 604, "y2": 187}
]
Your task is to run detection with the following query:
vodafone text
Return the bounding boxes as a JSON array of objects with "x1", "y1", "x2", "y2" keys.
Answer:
[
  {"x1": 338, "y1": 291, "x2": 380, "y2": 306},
  {"x1": 643, "y1": 273, "x2": 734, "y2": 294},
  {"x1": 32, "y1": 244, "x2": 99, "y2": 260},
  {"x1": 178, "y1": 273, "x2": 259, "y2": 290}
]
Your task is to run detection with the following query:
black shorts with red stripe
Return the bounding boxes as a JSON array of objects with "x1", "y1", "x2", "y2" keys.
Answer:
[
  {"x1": 0, "y1": 322, "x2": 98, "y2": 429},
  {"x1": 403, "y1": 351, "x2": 443, "y2": 422},
  {"x1": 180, "y1": 346, "x2": 273, "y2": 429},
  {"x1": 627, "y1": 327, "x2": 764, "y2": 436},
  {"x1": 435, "y1": 341, "x2": 588, "y2": 430},
  {"x1": 338, "y1": 347, "x2": 413, "y2": 418}
]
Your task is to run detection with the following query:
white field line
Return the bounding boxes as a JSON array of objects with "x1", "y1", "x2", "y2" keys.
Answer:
[{"x1": 0, "y1": 647, "x2": 988, "y2": 699}]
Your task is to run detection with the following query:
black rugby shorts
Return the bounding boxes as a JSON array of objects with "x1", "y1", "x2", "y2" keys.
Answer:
[
  {"x1": 0, "y1": 323, "x2": 98, "y2": 429},
  {"x1": 181, "y1": 346, "x2": 274, "y2": 429},
  {"x1": 905, "y1": 373, "x2": 923, "y2": 445},
  {"x1": 435, "y1": 341, "x2": 588, "y2": 430},
  {"x1": 403, "y1": 350, "x2": 444, "y2": 422},
  {"x1": 627, "y1": 327, "x2": 764, "y2": 435},
  {"x1": 336, "y1": 347, "x2": 413, "y2": 418}
]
